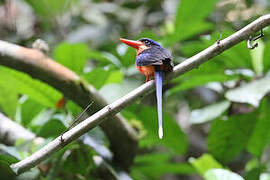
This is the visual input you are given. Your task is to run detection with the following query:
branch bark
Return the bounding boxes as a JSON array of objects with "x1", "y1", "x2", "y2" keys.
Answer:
[
  {"x1": 0, "y1": 39, "x2": 138, "y2": 168},
  {"x1": 3, "y1": 14, "x2": 270, "y2": 174},
  {"x1": 0, "y1": 112, "x2": 35, "y2": 145}
]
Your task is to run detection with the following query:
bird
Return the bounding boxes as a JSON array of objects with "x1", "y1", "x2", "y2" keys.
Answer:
[{"x1": 120, "y1": 38, "x2": 174, "y2": 139}]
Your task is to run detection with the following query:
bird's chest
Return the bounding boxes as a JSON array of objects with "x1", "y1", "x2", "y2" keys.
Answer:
[{"x1": 136, "y1": 65, "x2": 155, "y2": 77}]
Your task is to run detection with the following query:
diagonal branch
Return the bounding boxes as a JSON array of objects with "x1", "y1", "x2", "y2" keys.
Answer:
[
  {"x1": 5, "y1": 14, "x2": 270, "y2": 174},
  {"x1": 0, "y1": 39, "x2": 138, "y2": 168}
]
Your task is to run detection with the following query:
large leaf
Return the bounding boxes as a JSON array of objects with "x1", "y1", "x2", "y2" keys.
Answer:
[
  {"x1": 169, "y1": 74, "x2": 235, "y2": 95},
  {"x1": 20, "y1": 97, "x2": 45, "y2": 126},
  {"x1": 190, "y1": 101, "x2": 231, "y2": 124},
  {"x1": 189, "y1": 154, "x2": 223, "y2": 176},
  {"x1": 0, "y1": 160, "x2": 16, "y2": 179},
  {"x1": 220, "y1": 41, "x2": 253, "y2": 70},
  {"x1": 37, "y1": 119, "x2": 66, "y2": 138},
  {"x1": 207, "y1": 112, "x2": 257, "y2": 162},
  {"x1": 225, "y1": 76, "x2": 270, "y2": 107},
  {"x1": 25, "y1": 0, "x2": 76, "y2": 19},
  {"x1": 179, "y1": 31, "x2": 252, "y2": 72},
  {"x1": 83, "y1": 68, "x2": 112, "y2": 89},
  {"x1": 126, "y1": 104, "x2": 188, "y2": 154},
  {"x1": 204, "y1": 169, "x2": 244, "y2": 180},
  {"x1": 164, "y1": 0, "x2": 216, "y2": 45},
  {"x1": 0, "y1": 67, "x2": 62, "y2": 108},
  {"x1": 245, "y1": 161, "x2": 264, "y2": 180},
  {"x1": 83, "y1": 68, "x2": 123, "y2": 89},
  {"x1": 263, "y1": 40, "x2": 270, "y2": 73},
  {"x1": 105, "y1": 70, "x2": 123, "y2": 85},
  {"x1": 88, "y1": 51, "x2": 120, "y2": 66},
  {"x1": 0, "y1": 83, "x2": 18, "y2": 118},
  {"x1": 62, "y1": 145, "x2": 94, "y2": 175},
  {"x1": 247, "y1": 100, "x2": 270, "y2": 157},
  {"x1": 131, "y1": 153, "x2": 195, "y2": 180},
  {"x1": 118, "y1": 46, "x2": 137, "y2": 67},
  {"x1": 54, "y1": 42, "x2": 90, "y2": 73}
]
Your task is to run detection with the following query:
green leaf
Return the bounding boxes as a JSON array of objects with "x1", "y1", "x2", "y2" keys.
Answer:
[
  {"x1": 24, "y1": 0, "x2": 76, "y2": 20},
  {"x1": 245, "y1": 167, "x2": 263, "y2": 180},
  {"x1": 127, "y1": 104, "x2": 188, "y2": 154},
  {"x1": 225, "y1": 76, "x2": 270, "y2": 107},
  {"x1": 169, "y1": 74, "x2": 234, "y2": 94},
  {"x1": 99, "y1": 78, "x2": 141, "y2": 103},
  {"x1": 189, "y1": 154, "x2": 223, "y2": 176},
  {"x1": 180, "y1": 40, "x2": 211, "y2": 57},
  {"x1": 66, "y1": 101, "x2": 82, "y2": 117},
  {"x1": 54, "y1": 42, "x2": 90, "y2": 73},
  {"x1": 20, "y1": 98, "x2": 45, "y2": 126},
  {"x1": 190, "y1": 101, "x2": 231, "y2": 124},
  {"x1": 207, "y1": 112, "x2": 257, "y2": 163},
  {"x1": 88, "y1": 51, "x2": 116, "y2": 65},
  {"x1": 131, "y1": 153, "x2": 195, "y2": 179},
  {"x1": 0, "y1": 160, "x2": 16, "y2": 179},
  {"x1": 176, "y1": 0, "x2": 216, "y2": 27},
  {"x1": 63, "y1": 147, "x2": 93, "y2": 175},
  {"x1": 37, "y1": 119, "x2": 66, "y2": 138},
  {"x1": 247, "y1": 99, "x2": 270, "y2": 157},
  {"x1": 164, "y1": 0, "x2": 216, "y2": 45},
  {"x1": 0, "y1": 154, "x2": 18, "y2": 165},
  {"x1": 250, "y1": 39, "x2": 264, "y2": 75},
  {"x1": 204, "y1": 169, "x2": 244, "y2": 180},
  {"x1": 83, "y1": 68, "x2": 123, "y2": 89},
  {"x1": 83, "y1": 68, "x2": 111, "y2": 89},
  {"x1": 105, "y1": 70, "x2": 123, "y2": 84},
  {"x1": 0, "y1": 66, "x2": 62, "y2": 108},
  {"x1": 180, "y1": 31, "x2": 253, "y2": 70},
  {"x1": 220, "y1": 41, "x2": 253, "y2": 69},
  {"x1": 0, "y1": 83, "x2": 18, "y2": 118},
  {"x1": 263, "y1": 40, "x2": 270, "y2": 73},
  {"x1": 119, "y1": 47, "x2": 136, "y2": 67}
]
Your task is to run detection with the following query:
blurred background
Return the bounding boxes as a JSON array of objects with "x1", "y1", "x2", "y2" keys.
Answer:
[{"x1": 0, "y1": 0, "x2": 270, "y2": 179}]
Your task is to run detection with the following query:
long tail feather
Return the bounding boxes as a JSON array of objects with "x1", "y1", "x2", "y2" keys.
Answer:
[{"x1": 155, "y1": 69, "x2": 163, "y2": 139}]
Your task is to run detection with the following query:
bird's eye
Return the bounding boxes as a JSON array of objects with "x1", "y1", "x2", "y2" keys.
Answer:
[{"x1": 145, "y1": 40, "x2": 150, "y2": 46}]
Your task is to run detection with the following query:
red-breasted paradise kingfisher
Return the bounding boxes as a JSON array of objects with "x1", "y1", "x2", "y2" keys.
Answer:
[{"x1": 120, "y1": 38, "x2": 174, "y2": 139}]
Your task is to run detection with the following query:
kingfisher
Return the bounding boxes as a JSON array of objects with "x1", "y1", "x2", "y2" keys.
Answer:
[{"x1": 120, "y1": 38, "x2": 174, "y2": 139}]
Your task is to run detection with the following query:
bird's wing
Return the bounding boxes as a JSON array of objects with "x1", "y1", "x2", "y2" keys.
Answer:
[{"x1": 136, "y1": 47, "x2": 172, "y2": 66}]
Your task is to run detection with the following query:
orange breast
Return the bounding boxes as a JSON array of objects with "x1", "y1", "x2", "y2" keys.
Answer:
[{"x1": 136, "y1": 65, "x2": 155, "y2": 77}]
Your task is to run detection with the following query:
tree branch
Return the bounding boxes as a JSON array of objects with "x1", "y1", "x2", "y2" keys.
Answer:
[
  {"x1": 0, "y1": 112, "x2": 35, "y2": 145},
  {"x1": 0, "y1": 39, "x2": 138, "y2": 168},
  {"x1": 6, "y1": 14, "x2": 270, "y2": 174}
]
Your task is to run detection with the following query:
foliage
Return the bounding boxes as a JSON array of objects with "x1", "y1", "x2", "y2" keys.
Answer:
[{"x1": 0, "y1": 0, "x2": 270, "y2": 179}]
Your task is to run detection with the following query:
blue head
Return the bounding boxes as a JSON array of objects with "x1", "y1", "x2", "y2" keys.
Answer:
[
  {"x1": 138, "y1": 38, "x2": 162, "y2": 47},
  {"x1": 120, "y1": 37, "x2": 162, "y2": 50}
]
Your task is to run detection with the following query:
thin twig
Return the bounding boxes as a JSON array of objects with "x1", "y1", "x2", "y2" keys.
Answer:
[
  {"x1": 6, "y1": 14, "x2": 270, "y2": 174},
  {"x1": 60, "y1": 101, "x2": 94, "y2": 142}
]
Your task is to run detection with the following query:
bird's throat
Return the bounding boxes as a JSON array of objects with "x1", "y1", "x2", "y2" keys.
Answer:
[{"x1": 136, "y1": 45, "x2": 149, "y2": 56}]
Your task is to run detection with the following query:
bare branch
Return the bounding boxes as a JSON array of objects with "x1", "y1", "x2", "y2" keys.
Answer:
[
  {"x1": 6, "y1": 14, "x2": 270, "y2": 174},
  {"x1": 0, "y1": 38, "x2": 138, "y2": 168},
  {"x1": 0, "y1": 112, "x2": 35, "y2": 144}
]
